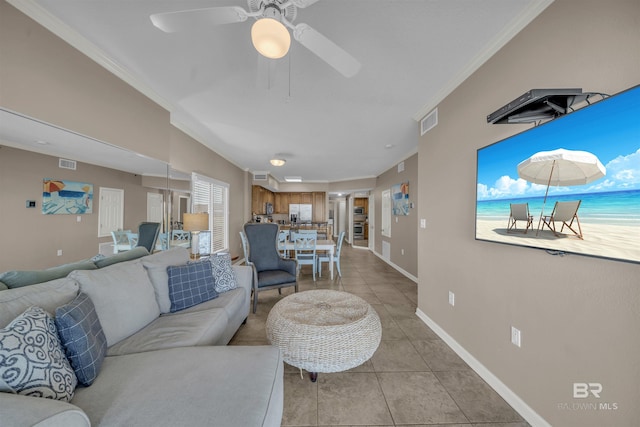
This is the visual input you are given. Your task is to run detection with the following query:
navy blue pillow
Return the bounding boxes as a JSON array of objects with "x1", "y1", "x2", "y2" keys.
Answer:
[
  {"x1": 55, "y1": 292, "x2": 107, "y2": 386},
  {"x1": 167, "y1": 260, "x2": 218, "y2": 312}
]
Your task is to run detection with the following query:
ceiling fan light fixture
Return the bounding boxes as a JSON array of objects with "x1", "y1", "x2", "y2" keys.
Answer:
[
  {"x1": 251, "y1": 17, "x2": 291, "y2": 59},
  {"x1": 270, "y1": 158, "x2": 286, "y2": 166}
]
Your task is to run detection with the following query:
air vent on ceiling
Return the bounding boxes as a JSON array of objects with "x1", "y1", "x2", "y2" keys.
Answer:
[
  {"x1": 253, "y1": 172, "x2": 268, "y2": 181},
  {"x1": 59, "y1": 158, "x2": 77, "y2": 170},
  {"x1": 420, "y1": 108, "x2": 438, "y2": 135}
]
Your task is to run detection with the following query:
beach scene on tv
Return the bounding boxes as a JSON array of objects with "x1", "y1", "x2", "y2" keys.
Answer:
[{"x1": 476, "y1": 86, "x2": 639, "y2": 264}]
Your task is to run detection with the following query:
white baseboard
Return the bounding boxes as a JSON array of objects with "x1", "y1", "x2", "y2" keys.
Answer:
[
  {"x1": 371, "y1": 250, "x2": 418, "y2": 283},
  {"x1": 415, "y1": 309, "x2": 551, "y2": 427}
]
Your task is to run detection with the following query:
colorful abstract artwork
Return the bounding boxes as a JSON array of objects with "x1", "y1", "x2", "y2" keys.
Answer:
[
  {"x1": 392, "y1": 181, "x2": 410, "y2": 215},
  {"x1": 42, "y1": 179, "x2": 93, "y2": 215}
]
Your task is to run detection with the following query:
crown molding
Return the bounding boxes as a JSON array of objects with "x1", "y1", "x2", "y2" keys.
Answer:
[{"x1": 412, "y1": 0, "x2": 555, "y2": 122}]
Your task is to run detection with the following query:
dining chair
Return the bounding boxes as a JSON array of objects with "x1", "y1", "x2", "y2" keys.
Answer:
[
  {"x1": 317, "y1": 231, "x2": 345, "y2": 278},
  {"x1": 277, "y1": 230, "x2": 289, "y2": 258},
  {"x1": 135, "y1": 222, "x2": 161, "y2": 253},
  {"x1": 110, "y1": 229, "x2": 132, "y2": 253},
  {"x1": 293, "y1": 232, "x2": 317, "y2": 281},
  {"x1": 126, "y1": 232, "x2": 139, "y2": 248},
  {"x1": 171, "y1": 229, "x2": 191, "y2": 241},
  {"x1": 156, "y1": 232, "x2": 169, "y2": 251}
]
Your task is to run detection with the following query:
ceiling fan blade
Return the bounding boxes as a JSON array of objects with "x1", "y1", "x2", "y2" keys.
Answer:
[
  {"x1": 290, "y1": 0, "x2": 322, "y2": 8},
  {"x1": 293, "y1": 23, "x2": 361, "y2": 78},
  {"x1": 150, "y1": 7, "x2": 248, "y2": 33}
]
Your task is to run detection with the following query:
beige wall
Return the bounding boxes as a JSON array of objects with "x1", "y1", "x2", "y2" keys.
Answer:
[
  {"x1": 0, "y1": 2, "x2": 249, "y2": 265},
  {"x1": 0, "y1": 1, "x2": 170, "y2": 162},
  {"x1": 169, "y1": 126, "x2": 247, "y2": 258},
  {"x1": 417, "y1": 1, "x2": 640, "y2": 425},
  {"x1": 0, "y1": 145, "x2": 153, "y2": 270},
  {"x1": 373, "y1": 153, "x2": 418, "y2": 278}
]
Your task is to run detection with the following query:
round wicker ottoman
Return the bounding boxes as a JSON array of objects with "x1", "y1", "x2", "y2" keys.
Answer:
[{"x1": 266, "y1": 289, "x2": 382, "y2": 382}]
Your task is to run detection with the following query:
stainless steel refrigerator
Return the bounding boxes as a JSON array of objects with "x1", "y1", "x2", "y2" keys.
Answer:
[{"x1": 289, "y1": 204, "x2": 312, "y2": 223}]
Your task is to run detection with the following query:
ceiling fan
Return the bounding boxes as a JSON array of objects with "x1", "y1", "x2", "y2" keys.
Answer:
[{"x1": 150, "y1": 0, "x2": 361, "y2": 78}]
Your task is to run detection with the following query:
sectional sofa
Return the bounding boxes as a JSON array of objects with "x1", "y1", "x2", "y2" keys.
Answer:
[{"x1": 0, "y1": 247, "x2": 284, "y2": 426}]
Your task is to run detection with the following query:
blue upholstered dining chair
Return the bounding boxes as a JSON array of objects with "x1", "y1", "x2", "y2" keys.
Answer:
[
  {"x1": 243, "y1": 223, "x2": 298, "y2": 313},
  {"x1": 317, "y1": 231, "x2": 345, "y2": 278},
  {"x1": 135, "y1": 222, "x2": 161, "y2": 253}
]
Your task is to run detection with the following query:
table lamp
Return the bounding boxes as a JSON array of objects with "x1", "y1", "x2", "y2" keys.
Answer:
[{"x1": 182, "y1": 212, "x2": 209, "y2": 259}]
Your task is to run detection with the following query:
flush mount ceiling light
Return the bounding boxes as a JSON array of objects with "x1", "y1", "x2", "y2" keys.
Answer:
[
  {"x1": 270, "y1": 158, "x2": 286, "y2": 166},
  {"x1": 284, "y1": 176, "x2": 302, "y2": 182}
]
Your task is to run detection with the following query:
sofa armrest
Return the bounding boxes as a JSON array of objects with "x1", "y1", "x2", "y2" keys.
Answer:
[
  {"x1": 0, "y1": 393, "x2": 90, "y2": 427},
  {"x1": 232, "y1": 265, "x2": 253, "y2": 294}
]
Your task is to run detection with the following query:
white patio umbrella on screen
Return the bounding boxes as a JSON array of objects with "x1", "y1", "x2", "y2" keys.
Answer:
[{"x1": 517, "y1": 148, "x2": 606, "y2": 234}]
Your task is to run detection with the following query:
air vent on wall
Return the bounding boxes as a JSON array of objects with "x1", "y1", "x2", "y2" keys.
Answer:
[
  {"x1": 420, "y1": 108, "x2": 438, "y2": 135},
  {"x1": 253, "y1": 172, "x2": 268, "y2": 181},
  {"x1": 59, "y1": 158, "x2": 77, "y2": 170}
]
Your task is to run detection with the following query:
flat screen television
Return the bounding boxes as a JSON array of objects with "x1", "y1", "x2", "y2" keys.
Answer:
[{"x1": 476, "y1": 84, "x2": 639, "y2": 264}]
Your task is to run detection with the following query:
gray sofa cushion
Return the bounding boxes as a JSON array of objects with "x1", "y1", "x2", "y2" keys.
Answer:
[
  {"x1": 71, "y1": 346, "x2": 283, "y2": 427},
  {"x1": 70, "y1": 260, "x2": 160, "y2": 347},
  {"x1": 141, "y1": 247, "x2": 190, "y2": 313},
  {"x1": 93, "y1": 246, "x2": 149, "y2": 268},
  {"x1": 106, "y1": 308, "x2": 228, "y2": 356},
  {"x1": 55, "y1": 293, "x2": 107, "y2": 386},
  {"x1": 0, "y1": 260, "x2": 96, "y2": 289},
  {"x1": 0, "y1": 277, "x2": 79, "y2": 328}
]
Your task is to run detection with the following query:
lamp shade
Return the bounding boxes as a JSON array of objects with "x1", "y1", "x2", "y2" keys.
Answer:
[
  {"x1": 182, "y1": 213, "x2": 209, "y2": 231},
  {"x1": 251, "y1": 18, "x2": 291, "y2": 59}
]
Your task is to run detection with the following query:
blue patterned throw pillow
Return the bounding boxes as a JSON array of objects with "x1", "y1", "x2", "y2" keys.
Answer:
[
  {"x1": 0, "y1": 306, "x2": 77, "y2": 401},
  {"x1": 167, "y1": 260, "x2": 218, "y2": 312},
  {"x1": 55, "y1": 292, "x2": 107, "y2": 386},
  {"x1": 210, "y1": 253, "x2": 237, "y2": 293}
]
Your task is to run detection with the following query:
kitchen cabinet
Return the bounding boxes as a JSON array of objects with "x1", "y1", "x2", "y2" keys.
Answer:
[
  {"x1": 275, "y1": 192, "x2": 289, "y2": 214},
  {"x1": 300, "y1": 193, "x2": 312, "y2": 204},
  {"x1": 289, "y1": 193, "x2": 301, "y2": 204},
  {"x1": 313, "y1": 192, "x2": 326, "y2": 222}
]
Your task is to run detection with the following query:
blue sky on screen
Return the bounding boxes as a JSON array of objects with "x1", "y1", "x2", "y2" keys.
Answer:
[{"x1": 477, "y1": 85, "x2": 640, "y2": 201}]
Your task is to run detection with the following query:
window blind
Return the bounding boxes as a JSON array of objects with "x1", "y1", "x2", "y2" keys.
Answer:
[{"x1": 191, "y1": 173, "x2": 229, "y2": 254}]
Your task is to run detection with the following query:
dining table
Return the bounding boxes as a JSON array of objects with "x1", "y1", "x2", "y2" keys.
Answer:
[{"x1": 279, "y1": 239, "x2": 337, "y2": 280}]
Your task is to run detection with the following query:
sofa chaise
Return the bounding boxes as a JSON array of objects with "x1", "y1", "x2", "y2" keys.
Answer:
[{"x1": 0, "y1": 247, "x2": 283, "y2": 426}]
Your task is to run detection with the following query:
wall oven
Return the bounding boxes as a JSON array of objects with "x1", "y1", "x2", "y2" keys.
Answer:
[{"x1": 353, "y1": 222, "x2": 365, "y2": 239}]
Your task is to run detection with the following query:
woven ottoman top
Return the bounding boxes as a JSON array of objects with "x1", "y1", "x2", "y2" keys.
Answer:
[{"x1": 266, "y1": 289, "x2": 381, "y2": 373}]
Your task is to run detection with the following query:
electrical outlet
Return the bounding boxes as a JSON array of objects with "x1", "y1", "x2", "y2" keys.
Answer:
[
  {"x1": 57, "y1": 249, "x2": 63, "y2": 256},
  {"x1": 448, "y1": 291, "x2": 455, "y2": 306},
  {"x1": 511, "y1": 326, "x2": 521, "y2": 347}
]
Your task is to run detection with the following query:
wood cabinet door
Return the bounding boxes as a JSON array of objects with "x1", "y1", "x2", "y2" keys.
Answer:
[
  {"x1": 313, "y1": 192, "x2": 325, "y2": 222},
  {"x1": 300, "y1": 193, "x2": 312, "y2": 204},
  {"x1": 289, "y1": 193, "x2": 301, "y2": 204}
]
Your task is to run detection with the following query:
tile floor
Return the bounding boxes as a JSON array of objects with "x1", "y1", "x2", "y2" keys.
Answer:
[{"x1": 229, "y1": 244, "x2": 529, "y2": 427}]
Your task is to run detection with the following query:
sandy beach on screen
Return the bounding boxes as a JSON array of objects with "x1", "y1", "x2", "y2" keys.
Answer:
[{"x1": 476, "y1": 219, "x2": 640, "y2": 263}]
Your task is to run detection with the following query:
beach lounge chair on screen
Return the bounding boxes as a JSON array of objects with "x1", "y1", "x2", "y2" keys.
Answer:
[
  {"x1": 541, "y1": 200, "x2": 583, "y2": 239},
  {"x1": 507, "y1": 203, "x2": 534, "y2": 234}
]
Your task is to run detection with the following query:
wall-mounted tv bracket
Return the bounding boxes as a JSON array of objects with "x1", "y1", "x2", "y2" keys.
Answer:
[{"x1": 487, "y1": 89, "x2": 607, "y2": 125}]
